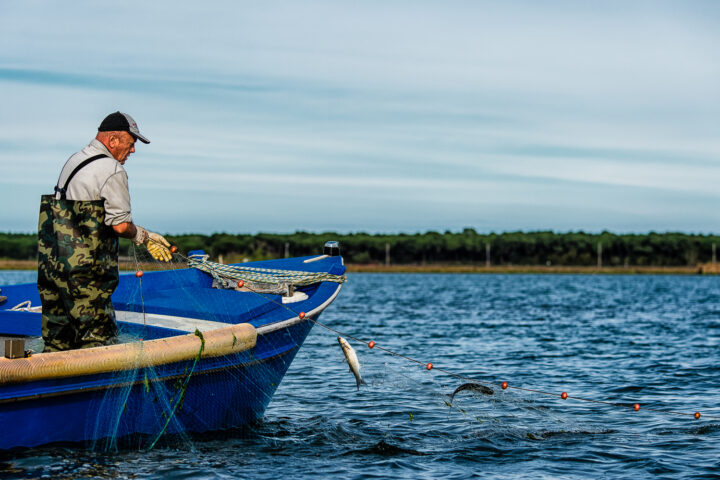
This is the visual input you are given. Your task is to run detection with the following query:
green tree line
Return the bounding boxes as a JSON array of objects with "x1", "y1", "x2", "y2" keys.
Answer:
[{"x1": 3, "y1": 230, "x2": 719, "y2": 266}]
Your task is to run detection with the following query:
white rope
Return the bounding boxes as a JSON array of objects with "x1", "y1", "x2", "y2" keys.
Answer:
[
  {"x1": 9, "y1": 301, "x2": 42, "y2": 312},
  {"x1": 187, "y1": 257, "x2": 346, "y2": 286}
]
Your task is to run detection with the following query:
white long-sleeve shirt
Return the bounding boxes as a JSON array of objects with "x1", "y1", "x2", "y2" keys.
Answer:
[{"x1": 54, "y1": 139, "x2": 133, "y2": 226}]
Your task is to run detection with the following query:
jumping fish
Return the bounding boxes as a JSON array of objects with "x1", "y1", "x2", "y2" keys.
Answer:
[
  {"x1": 337, "y1": 336, "x2": 366, "y2": 390},
  {"x1": 449, "y1": 382, "x2": 494, "y2": 402}
]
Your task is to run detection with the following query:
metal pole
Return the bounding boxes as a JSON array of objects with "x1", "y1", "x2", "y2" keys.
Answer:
[
  {"x1": 597, "y1": 242, "x2": 602, "y2": 269},
  {"x1": 284, "y1": 242, "x2": 289, "y2": 258},
  {"x1": 713, "y1": 243, "x2": 716, "y2": 264},
  {"x1": 485, "y1": 242, "x2": 491, "y2": 267},
  {"x1": 385, "y1": 243, "x2": 390, "y2": 267}
]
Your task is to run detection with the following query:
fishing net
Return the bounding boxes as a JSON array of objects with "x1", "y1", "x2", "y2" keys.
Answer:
[{"x1": 0, "y1": 242, "x2": 346, "y2": 453}]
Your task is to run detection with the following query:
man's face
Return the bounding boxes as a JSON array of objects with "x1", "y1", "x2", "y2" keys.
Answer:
[{"x1": 109, "y1": 132, "x2": 136, "y2": 164}]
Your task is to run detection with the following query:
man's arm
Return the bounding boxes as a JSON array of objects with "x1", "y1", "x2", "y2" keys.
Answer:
[
  {"x1": 103, "y1": 171, "x2": 171, "y2": 261},
  {"x1": 112, "y1": 222, "x2": 138, "y2": 239}
]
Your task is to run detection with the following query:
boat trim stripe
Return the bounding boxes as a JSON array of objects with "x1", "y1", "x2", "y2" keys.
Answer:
[{"x1": 116, "y1": 311, "x2": 231, "y2": 333}]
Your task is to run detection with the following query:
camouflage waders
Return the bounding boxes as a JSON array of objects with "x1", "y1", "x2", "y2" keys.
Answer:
[{"x1": 38, "y1": 155, "x2": 120, "y2": 351}]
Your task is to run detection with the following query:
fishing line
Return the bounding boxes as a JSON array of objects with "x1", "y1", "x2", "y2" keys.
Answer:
[
  {"x1": 130, "y1": 244, "x2": 148, "y2": 339},
  {"x1": 146, "y1": 329, "x2": 205, "y2": 450}
]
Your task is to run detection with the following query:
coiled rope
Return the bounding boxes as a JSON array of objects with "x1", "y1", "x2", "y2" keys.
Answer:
[{"x1": 187, "y1": 255, "x2": 347, "y2": 286}]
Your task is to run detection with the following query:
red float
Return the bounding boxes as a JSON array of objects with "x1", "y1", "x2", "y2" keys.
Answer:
[
  {"x1": 368, "y1": 341, "x2": 375, "y2": 349},
  {"x1": 694, "y1": 412, "x2": 701, "y2": 420},
  {"x1": 561, "y1": 392, "x2": 568, "y2": 400},
  {"x1": 135, "y1": 271, "x2": 143, "y2": 278},
  {"x1": 237, "y1": 280, "x2": 244, "y2": 288},
  {"x1": 501, "y1": 381, "x2": 508, "y2": 390},
  {"x1": 633, "y1": 403, "x2": 640, "y2": 411},
  {"x1": 298, "y1": 312, "x2": 305, "y2": 319},
  {"x1": 426, "y1": 363, "x2": 433, "y2": 371},
  {"x1": 170, "y1": 246, "x2": 178, "y2": 253}
]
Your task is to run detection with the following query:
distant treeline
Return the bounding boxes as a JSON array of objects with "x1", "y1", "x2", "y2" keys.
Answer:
[{"x1": 3, "y1": 230, "x2": 719, "y2": 266}]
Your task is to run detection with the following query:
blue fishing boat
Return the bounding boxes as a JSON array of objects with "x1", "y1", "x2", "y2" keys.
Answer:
[{"x1": 0, "y1": 242, "x2": 345, "y2": 450}]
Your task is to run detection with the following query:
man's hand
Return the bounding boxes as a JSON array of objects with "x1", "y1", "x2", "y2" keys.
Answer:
[
  {"x1": 113, "y1": 223, "x2": 173, "y2": 262},
  {"x1": 146, "y1": 232, "x2": 172, "y2": 262}
]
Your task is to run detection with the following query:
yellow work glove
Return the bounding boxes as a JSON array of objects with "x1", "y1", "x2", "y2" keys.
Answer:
[
  {"x1": 146, "y1": 231, "x2": 172, "y2": 262},
  {"x1": 133, "y1": 226, "x2": 172, "y2": 262}
]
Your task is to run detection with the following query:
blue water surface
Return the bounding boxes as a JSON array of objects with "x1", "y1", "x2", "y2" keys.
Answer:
[{"x1": 0, "y1": 271, "x2": 718, "y2": 479}]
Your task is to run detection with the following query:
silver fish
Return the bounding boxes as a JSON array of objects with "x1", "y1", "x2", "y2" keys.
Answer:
[{"x1": 337, "y1": 336, "x2": 366, "y2": 390}]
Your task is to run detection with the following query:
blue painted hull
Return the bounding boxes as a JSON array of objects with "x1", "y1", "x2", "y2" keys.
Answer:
[
  {"x1": 0, "y1": 320, "x2": 313, "y2": 450},
  {"x1": 0, "y1": 254, "x2": 343, "y2": 449}
]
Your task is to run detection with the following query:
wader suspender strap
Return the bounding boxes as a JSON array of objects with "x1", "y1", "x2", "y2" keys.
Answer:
[{"x1": 53, "y1": 154, "x2": 109, "y2": 200}]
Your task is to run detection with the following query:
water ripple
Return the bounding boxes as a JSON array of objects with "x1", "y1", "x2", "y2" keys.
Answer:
[{"x1": 0, "y1": 272, "x2": 718, "y2": 479}]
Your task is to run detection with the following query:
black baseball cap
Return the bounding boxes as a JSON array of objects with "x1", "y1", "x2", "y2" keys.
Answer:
[{"x1": 98, "y1": 111, "x2": 150, "y2": 144}]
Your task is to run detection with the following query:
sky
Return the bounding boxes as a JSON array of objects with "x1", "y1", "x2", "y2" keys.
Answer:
[{"x1": 1, "y1": 1, "x2": 719, "y2": 235}]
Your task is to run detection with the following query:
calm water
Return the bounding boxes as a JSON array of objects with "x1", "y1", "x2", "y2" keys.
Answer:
[{"x1": 1, "y1": 271, "x2": 718, "y2": 479}]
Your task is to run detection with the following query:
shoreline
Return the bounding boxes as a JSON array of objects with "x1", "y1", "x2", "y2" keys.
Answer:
[
  {"x1": 4, "y1": 259, "x2": 717, "y2": 275},
  {"x1": 345, "y1": 264, "x2": 706, "y2": 274}
]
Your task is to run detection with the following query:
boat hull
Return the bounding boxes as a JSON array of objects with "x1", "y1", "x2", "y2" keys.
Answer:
[
  {"x1": 0, "y1": 253, "x2": 345, "y2": 449},
  {"x1": 0, "y1": 316, "x2": 314, "y2": 450}
]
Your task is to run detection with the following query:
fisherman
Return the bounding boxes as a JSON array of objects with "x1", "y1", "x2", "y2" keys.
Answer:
[{"x1": 38, "y1": 111, "x2": 172, "y2": 352}]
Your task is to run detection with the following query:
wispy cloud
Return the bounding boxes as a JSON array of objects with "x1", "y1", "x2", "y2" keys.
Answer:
[{"x1": 1, "y1": 1, "x2": 718, "y2": 233}]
